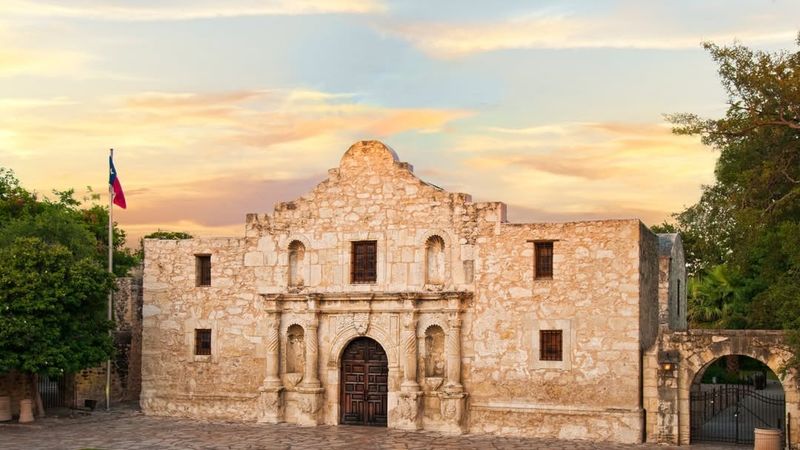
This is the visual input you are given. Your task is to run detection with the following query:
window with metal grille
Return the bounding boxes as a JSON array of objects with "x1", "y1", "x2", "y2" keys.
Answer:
[
  {"x1": 196, "y1": 255, "x2": 211, "y2": 286},
  {"x1": 351, "y1": 241, "x2": 377, "y2": 283},
  {"x1": 534, "y1": 242, "x2": 553, "y2": 279},
  {"x1": 195, "y1": 329, "x2": 212, "y2": 355},
  {"x1": 539, "y1": 330, "x2": 562, "y2": 361}
]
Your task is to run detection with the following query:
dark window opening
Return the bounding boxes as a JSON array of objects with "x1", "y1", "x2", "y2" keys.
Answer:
[
  {"x1": 677, "y1": 279, "x2": 681, "y2": 318},
  {"x1": 540, "y1": 329, "x2": 563, "y2": 361},
  {"x1": 351, "y1": 241, "x2": 377, "y2": 283},
  {"x1": 196, "y1": 254, "x2": 211, "y2": 286},
  {"x1": 195, "y1": 329, "x2": 212, "y2": 355},
  {"x1": 535, "y1": 242, "x2": 554, "y2": 279}
]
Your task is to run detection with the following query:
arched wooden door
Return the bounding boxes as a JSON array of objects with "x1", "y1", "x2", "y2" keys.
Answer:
[{"x1": 340, "y1": 337, "x2": 388, "y2": 426}]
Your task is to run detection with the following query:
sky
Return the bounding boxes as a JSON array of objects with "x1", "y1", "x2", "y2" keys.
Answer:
[{"x1": 1, "y1": 0, "x2": 799, "y2": 245}]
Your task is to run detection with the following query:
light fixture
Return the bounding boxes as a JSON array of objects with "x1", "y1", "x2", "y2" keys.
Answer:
[{"x1": 657, "y1": 350, "x2": 680, "y2": 372}]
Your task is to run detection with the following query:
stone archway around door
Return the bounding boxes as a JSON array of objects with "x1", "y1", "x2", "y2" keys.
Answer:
[
  {"x1": 689, "y1": 354, "x2": 785, "y2": 445},
  {"x1": 653, "y1": 329, "x2": 800, "y2": 447},
  {"x1": 340, "y1": 337, "x2": 389, "y2": 426}
]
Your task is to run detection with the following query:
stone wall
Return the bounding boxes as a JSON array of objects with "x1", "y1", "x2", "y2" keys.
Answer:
[
  {"x1": 464, "y1": 219, "x2": 653, "y2": 442},
  {"x1": 74, "y1": 275, "x2": 144, "y2": 407},
  {"x1": 141, "y1": 141, "x2": 663, "y2": 443},
  {"x1": 656, "y1": 234, "x2": 687, "y2": 332}
]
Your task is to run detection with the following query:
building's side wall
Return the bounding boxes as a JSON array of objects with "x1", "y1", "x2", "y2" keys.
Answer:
[
  {"x1": 141, "y1": 238, "x2": 264, "y2": 420},
  {"x1": 669, "y1": 236, "x2": 688, "y2": 331},
  {"x1": 465, "y1": 219, "x2": 646, "y2": 443},
  {"x1": 638, "y1": 224, "x2": 659, "y2": 352}
]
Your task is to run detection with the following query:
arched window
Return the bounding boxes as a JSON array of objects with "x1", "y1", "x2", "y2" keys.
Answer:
[
  {"x1": 425, "y1": 235, "x2": 445, "y2": 285},
  {"x1": 424, "y1": 325, "x2": 445, "y2": 377},
  {"x1": 286, "y1": 324, "x2": 305, "y2": 374},
  {"x1": 288, "y1": 240, "x2": 305, "y2": 287}
]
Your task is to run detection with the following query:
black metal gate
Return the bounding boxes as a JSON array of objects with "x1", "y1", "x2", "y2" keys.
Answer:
[
  {"x1": 37, "y1": 374, "x2": 69, "y2": 409},
  {"x1": 691, "y1": 384, "x2": 785, "y2": 444}
]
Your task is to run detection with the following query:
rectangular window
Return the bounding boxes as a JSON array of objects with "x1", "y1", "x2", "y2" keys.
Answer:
[
  {"x1": 351, "y1": 241, "x2": 377, "y2": 283},
  {"x1": 195, "y1": 329, "x2": 212, "y2": 355},
  {"x1": 196, "y1": 255, "x2": 211, "y2": 286},
  {"x1": 535, "y1": 242, "x2": 554, "y2": 279},
  {"x1": 539, "y1": 330, "x2": 563, "y2": 361}
]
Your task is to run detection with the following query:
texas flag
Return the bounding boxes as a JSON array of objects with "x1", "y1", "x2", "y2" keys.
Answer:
[{"x1": 109, "y1": 153, "x2": 127, "y2": 209}]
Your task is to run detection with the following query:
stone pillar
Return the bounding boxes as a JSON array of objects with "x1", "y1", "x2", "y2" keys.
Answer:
[
  {"x1": 396, "y1": 295, "x2": 422, "y2": 430},
  {"x1": 655, "y1": 350, "x2": 680, "y2": 445},
  {"x1": 401, "y1": 308, "x2": 419, "y2": 391},
  {"x1": 445, "y1": 313, "x2": 462, "y2": 390},
  {"x1": 301, "y1": 319, "x2": 321, "y2": 389},
  {"x1": 264, "y1": 313, "x2": 281, "y2": 388},
  {"x1": 296, "y1": 295, "x2": 324, "y2": 426},
  {"x1": 440, "y1": 294, "x2": 467, "y2": 434},
  {"x1": 258, "y1": 297, "x2": 283, "y2": 423}
]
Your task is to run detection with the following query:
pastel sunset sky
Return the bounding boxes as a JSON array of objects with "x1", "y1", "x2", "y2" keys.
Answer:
[{"x1": 2, "y1": 0, "x2": 799, "y2": 245}]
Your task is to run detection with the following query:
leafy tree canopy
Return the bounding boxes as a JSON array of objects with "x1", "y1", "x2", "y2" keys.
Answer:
[
  {"x1": 144, "y1": 230, "x2": 194, "y2": 240},
  {"x1": 662, "y1": 34, "x2": 800, "y2": 365},
  {"x1": 0, "y1": 169, "x2": 138, "y2": 276},
  {"x1": 0, "y1": 237, "x2": 114, "y2": 376}
]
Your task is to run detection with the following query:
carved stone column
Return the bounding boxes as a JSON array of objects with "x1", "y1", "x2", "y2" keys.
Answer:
[
  {"x1": 264, "y1": 313, "x2": 281, "y2": 388},
  {"x1": 401, "y1": 302, "x2": 420, "y2": 391},
  {"x1": 440, "y1": 294, "x2": 466, "y2": 434},
  {"x1": 395, "y1": 294, "x2": 422, "y2": 430},
  {"x1": 296, "y1": 295, "x2": 324, "y2": 425},
  {"x1": 445, "y1": 313, "x2": 462, "y2": 391},
  {"x1": 258, "y1": 296, "x2": 283, "y2": 423},
  {"x1": 301, "y1": 318, "x2": 321, "y2": 388}
]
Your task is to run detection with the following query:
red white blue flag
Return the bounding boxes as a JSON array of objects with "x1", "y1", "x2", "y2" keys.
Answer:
[{"x1": 109, "y1": 154, "x2": 127, "y2": 209}]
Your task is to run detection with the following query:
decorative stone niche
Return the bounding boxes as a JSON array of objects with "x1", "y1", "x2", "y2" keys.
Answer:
[
  {"x1": 424, "y1": 325, "x2": 446, "y2": 378},
  {"x1": 425, "y1": 235, "x2": 445, "y2": 285},
  {"x1": 288, "y1": 241, "x2": 305, "y2": 287},
  {"x1": 286, "y1": 324, "x2": 305, "y2": 387}
]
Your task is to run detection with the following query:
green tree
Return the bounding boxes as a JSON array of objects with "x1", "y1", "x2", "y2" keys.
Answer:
[
  {"x1": 0, "y1": 169, "x2": 136, "y2": 412},
  {"x1": 0, "y1": 170, "x2": 138, "y2": 276},
  {"x1": 667, "y1": 33, "x2": 800, "y2": 366},
  {"x1": 0, "y1": 237, "x2": 114, "y2": 412}
]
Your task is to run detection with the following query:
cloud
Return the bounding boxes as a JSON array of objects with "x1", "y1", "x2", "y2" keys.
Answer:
[
  {"x1": 1, "y1": 87, "x2": 470, "y2": 240},
  {"x1": 384, "y1": 12, "x2": 798, "y2": 58},
  {"x1": 442, "y1": 121, "x2": 716, "y2": 225},
  {"x1": 0, "y1": 46, "x2": 88, "y2": 77},
  {"x1": 0, "y1": 0, "x2": 384, "y2": 21},
  {"x1": 115, "y1": 174, "x2": 324, "y2": 244}
]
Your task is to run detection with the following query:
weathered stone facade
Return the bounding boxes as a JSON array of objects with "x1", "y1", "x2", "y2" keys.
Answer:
[{"x1": 141, "y1": 141, "x2": 671, "y2": 443}]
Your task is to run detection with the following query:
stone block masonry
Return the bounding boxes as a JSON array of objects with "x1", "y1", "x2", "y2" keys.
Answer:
[{"x1": 141, "y1": 141, "x2": 665, "y2": 444}]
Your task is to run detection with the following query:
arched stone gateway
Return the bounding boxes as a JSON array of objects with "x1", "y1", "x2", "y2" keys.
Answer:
[
  {"x1": 689, "y1": 355, "x2": 785, "y2": 445},
  {"x1": 646, "y1": 329, "x2": 800, "y2": 448},
  {"x1": 340, "y1": 337, "x2": 389, "y2": 426}
]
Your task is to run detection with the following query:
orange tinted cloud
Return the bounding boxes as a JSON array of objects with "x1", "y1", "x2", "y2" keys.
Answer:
[
  {"x1": 1, "y1": 88, "x2": 470, "y2": 242},
  {"x1": 450, "y1": 121, "x2": 716, "y2": 224}
]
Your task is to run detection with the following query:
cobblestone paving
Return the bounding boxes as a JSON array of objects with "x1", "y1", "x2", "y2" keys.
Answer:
[{"x1": 0, "y1": 406, "x2": 748, "y2": 450}]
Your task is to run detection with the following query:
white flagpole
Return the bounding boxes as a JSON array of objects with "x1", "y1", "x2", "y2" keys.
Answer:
[{"x1": 106, "y1": 148, "x2": 114, "y2": 411}]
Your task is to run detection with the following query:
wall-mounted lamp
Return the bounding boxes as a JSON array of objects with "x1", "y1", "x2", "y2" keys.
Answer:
[{"x1": 658, "y1": 350, "x2": 680, "y2": 372}]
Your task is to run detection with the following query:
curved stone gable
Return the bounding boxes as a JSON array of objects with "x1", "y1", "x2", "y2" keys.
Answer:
[{"x1": 265, "y1": 140, "x2": 486, "y2": 233}]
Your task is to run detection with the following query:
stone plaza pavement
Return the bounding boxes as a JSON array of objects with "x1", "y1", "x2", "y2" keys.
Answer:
[{"x1": 1, "y1": 406, "x2": 747, "y2": 450}]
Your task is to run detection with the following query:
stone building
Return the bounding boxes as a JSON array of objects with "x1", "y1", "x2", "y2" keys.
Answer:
[{"x1": 141, "y1": 140, "x2": 686, "y2": 443}]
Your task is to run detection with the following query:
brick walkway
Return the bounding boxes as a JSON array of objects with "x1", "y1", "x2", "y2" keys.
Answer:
[{"x1": 0, "y1": 405, "x2": 747, "y2": 450}]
